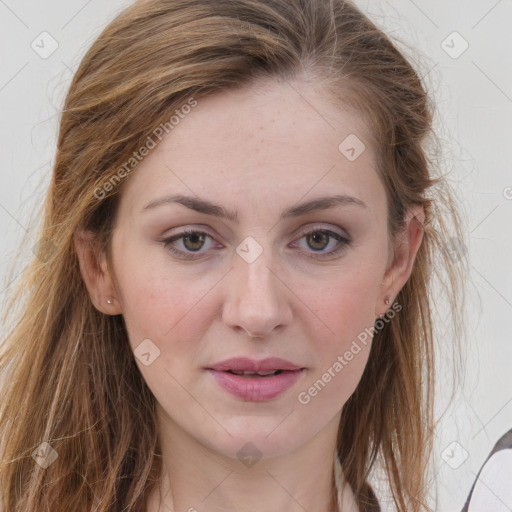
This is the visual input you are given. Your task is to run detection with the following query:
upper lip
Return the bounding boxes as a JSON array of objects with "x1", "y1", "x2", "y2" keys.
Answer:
[{"x1": 207, "y1": 357, "x2": 304, "y2": 372}]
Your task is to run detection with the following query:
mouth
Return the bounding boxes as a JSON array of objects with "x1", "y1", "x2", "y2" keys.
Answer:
[
  {"x1": 206, "y1": 356, "x2": 304, "y2": 373},
  {"x1": 224, "y1": 369, "x2": 286, "y2": 378},
  {"x1": 206, "y1": 367, "x2": 305, "y2": 401}
]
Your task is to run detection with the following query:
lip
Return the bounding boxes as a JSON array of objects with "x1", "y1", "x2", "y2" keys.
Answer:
[
  {"x1": 205, "y1": 357, "x2": 306, "y2": 401},
  {"x1": 206, "y1": 357, "x2": 303, "y2": 372},
  {"x1": 207, "y1": 368, "x2": 305, "y2": 401}
]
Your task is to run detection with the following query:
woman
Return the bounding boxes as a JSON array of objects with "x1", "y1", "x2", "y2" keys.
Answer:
[{"x1": 0, "y1": 0, "x2": 465, "y2": 510}]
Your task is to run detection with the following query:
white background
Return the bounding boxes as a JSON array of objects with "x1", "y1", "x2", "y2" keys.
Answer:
[{"x1": 1, "y1": 1, "x2": 511, "y2": 510}]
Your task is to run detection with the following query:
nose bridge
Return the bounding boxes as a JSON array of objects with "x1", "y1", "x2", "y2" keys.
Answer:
[
  {"x1": 223, "y1": 243, "x2": 291, "y2": 337},
  {"x1": 244, "y1": 255, "x2": 277, "y2": 303}
]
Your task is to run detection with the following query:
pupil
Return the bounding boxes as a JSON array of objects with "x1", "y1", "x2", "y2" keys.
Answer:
[
  {"x1": 307, "y1": 232, "x2": 328, "y2": 251},
  {"x1": 184, "y1": 233, "x2": 205, "y2": 251}
]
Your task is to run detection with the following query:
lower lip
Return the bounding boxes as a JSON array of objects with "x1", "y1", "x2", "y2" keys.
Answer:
[{"x1": 207, "y1": 369, "x2": 305, "y2": 401}]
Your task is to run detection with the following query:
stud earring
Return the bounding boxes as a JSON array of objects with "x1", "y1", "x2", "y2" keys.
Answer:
[
  {"x1": 106, "y1": 299, "x2": 113, "y2": 305},
  {"x1": 385, "y1": 298, "x2": 390, "y2": 306}
]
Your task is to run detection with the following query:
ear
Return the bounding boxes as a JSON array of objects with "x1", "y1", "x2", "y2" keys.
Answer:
[
  {"x1": 377, "y1": 204, "x2": 425, "y2": 317},
  {"x1": 73, "y1": 228, "x2": 122, "y2": 315}
]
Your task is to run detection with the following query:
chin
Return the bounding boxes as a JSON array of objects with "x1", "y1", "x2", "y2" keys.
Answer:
[{"x1": 197, "y1": 420, "x2": 316, "y2": 462}]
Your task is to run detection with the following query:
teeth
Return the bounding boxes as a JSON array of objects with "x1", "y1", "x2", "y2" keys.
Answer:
[{"x1": 230, "y1": 370, "x2": 280, "y2": 376}]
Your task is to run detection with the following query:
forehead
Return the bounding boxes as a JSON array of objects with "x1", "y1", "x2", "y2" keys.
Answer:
[{"x1": 118, "y1": 78, "x2": 386, "y2": 220}]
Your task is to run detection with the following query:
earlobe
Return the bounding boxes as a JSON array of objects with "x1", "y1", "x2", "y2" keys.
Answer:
[
  {"x1": 378, "y1": 205, "x2": 425, "y2": 316},
  {"x1": 73, "y1": 229, "x2": 121, "y2": 315}
]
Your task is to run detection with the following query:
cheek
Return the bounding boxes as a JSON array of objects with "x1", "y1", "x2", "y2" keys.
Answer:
[
  {"x1": 311, "y1": 267, "x2": 381, "y2": 344},
  {"x1": 296, "y1": 267, "x2": 382, "y2": 409},
  {"x1": 121, "y1": 275, "x2": 214, "y2": 343},
  {"x1": 118, "y1": 271, "x2": 217, "y2": 398},
  {"x1": 112, "y1": 242, "x2": 215, "y2": 350}
]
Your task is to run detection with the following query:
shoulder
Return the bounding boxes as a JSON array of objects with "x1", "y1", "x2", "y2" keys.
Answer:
[
  {"x1": 467, "y1": 449, "x2": 512, "y2": 511},
  {"x1": 465, "y1": 429, "x2": 512, "y2": 512}
]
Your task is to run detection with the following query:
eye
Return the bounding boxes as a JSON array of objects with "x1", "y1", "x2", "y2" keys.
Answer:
[
  {"x1": 291, "y1": 228, "x2": 351, "y2": 259},
  {"x1": 161, "y1": 227, "x2": 351, "y2": 261},
  {"x1": 161, "y1": 229, "x2": 220, "y2": 260}
]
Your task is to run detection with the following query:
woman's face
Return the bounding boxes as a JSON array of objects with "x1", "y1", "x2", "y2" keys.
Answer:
[{"x1": 99, "y1": 78, "x2": 402, "y2": 460}]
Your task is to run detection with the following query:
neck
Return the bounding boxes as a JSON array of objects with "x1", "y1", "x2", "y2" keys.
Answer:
[{"x1": 145, "y1": 407, "x2": 357, "y2": 512}]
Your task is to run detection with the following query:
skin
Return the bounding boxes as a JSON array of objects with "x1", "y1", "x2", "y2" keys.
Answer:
[{"x1": 75, "y1": 77, "x2": 424, "y2": 512}]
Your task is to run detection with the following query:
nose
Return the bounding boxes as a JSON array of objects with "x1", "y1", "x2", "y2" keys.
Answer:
[{"x1": 222, "y1": 252, "x2": 293, "y2": 338}]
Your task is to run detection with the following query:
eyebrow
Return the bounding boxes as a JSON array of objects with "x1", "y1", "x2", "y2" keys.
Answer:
[{"x1": 142, "y1": 193, "x2": 367, "y2": 221}]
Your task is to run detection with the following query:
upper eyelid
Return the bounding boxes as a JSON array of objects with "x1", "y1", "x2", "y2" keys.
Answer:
[
  {"x1": 163, "y1": 225, "x2": 350, "y2": 249},
  {"x1": 295, "y1": 224, "x2": 349, "y2": 237},
  {"x1": 165, "y1": 222, "x2": 349, "y2": 239}
]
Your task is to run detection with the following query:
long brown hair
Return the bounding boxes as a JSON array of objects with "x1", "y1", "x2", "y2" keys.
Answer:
[{"x1": 0, "y1": 1, "x2": 466, "y2": 510}]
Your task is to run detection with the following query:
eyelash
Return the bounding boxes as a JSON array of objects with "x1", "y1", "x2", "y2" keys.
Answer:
[{"x1": 161, "y1": 227, "x2": 351, "y2": 261}]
